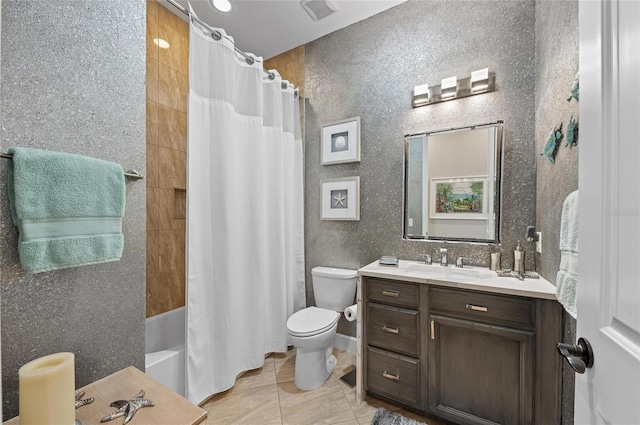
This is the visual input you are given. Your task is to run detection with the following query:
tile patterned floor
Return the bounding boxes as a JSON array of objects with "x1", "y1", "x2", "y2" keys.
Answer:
[{"x1": 200, "y1": 348, "x2": 445, "y2": 425}]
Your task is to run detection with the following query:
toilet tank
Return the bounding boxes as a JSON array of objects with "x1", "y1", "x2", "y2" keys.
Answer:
[{"x1": 312, "y1": 266, "x2": 358, "y2": 312}]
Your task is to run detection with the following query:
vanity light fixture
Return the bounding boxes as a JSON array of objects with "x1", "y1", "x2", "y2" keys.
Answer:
[
  {"x1": 471, "y1": 68, "x2": 490, "y2": 92},
  {"x1": 411, "y1": 68, "x2": 495, "y2": 108},
  {"x1": 412, "y1": 83, "x2": 430, "y2": 107},
  {"x1": 440, "y1": 76, "x2": 458, "y2": 99}
]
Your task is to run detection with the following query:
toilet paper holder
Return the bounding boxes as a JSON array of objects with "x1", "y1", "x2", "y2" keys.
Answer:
[{"x1": 344, "y1": 304, "x2": 358, "y2": 322}]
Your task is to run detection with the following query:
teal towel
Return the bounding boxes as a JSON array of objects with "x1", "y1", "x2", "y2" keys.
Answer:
[
  {"x1": 6, "y1": 147, "x2": 125, "y2": 273},
  {"x1": 555, "y1": 190, "x2": 578, "y2": 318}
]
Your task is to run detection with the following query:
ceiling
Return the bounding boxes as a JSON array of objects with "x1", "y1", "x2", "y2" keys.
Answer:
[{"x1": 160, "y1": 0, "x2": 406, "y2": 59}]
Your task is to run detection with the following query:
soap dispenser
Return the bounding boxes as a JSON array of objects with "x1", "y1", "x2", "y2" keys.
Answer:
[{"x1": 513, "y1": 241, "x2": 525, "y2": 273}]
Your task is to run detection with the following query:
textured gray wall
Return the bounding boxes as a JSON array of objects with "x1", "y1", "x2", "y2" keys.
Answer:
[
  {"x1": 534, "y1": 1, "x2": 579, "y2": 424},
  {"x1": 535, "y1": 0, "x2": 579, "y2": 282},
  {"x1": 0, "y1": 0, "x2": 146, "y2": 419},
  {"x1": 304, "y1": 0, "x2": 537, "y2": 335}
]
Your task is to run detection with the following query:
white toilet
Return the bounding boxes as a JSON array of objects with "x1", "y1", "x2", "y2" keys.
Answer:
[{"x1": 286, "y1": 266, "x2": 357, "y2": 391}]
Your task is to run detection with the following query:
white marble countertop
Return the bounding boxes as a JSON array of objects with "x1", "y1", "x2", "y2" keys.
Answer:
[{"x1": 358, "y1": 259, "x2": 557, "y2": 300}]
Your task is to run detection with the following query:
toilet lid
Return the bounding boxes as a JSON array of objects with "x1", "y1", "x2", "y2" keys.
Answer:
[{"x1": 287, "y1": 307, "x2": 340, "y2": 337}]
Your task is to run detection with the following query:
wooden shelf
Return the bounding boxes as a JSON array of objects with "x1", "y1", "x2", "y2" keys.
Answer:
[{"x1": 5, "y1": 366, "x2": 206, "y2": 425}]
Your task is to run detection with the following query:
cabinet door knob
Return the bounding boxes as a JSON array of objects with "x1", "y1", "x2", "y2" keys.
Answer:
[
  {"x1": 382, "y1": 371, "x2": 400, "y2": 381},
  {"x1": 557, "y1": 337, "x2": 594, "y2": 374},
  {"x1": 382, "y1": 326, "x2": 399, "y2": 334},
  {"x1": 465, "y1": 303, "x2": 488, "y2": 312},
  {"x1": 382, "y1": 290, "x2": 399, "y2": 297}
]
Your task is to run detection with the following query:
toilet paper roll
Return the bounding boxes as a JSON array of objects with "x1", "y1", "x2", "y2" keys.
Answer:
[{"x1": 344, "y1": 304, "x2": 358, "y2": 322}]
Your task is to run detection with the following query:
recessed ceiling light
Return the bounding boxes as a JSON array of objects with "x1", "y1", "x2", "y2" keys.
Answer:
[
  {"x1": 153, "y1": 38, "x2": 170, "y2": 49},
  {"x1": 210, "y1": 0, "x2": 233, "y2": 13}
]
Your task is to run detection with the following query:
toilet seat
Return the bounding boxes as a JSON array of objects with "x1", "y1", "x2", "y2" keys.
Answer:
[{"x1": 287, "y1": 307, "x2": 340, "y2": 337}]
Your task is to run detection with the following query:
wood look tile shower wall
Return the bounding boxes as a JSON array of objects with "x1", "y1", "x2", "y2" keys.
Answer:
[
  {"x1": 146, "y1": 0, "x2": 188, "y2": 317},
  {"x1": 264, "y1": 46, "x2": 306, "y2": 97}
]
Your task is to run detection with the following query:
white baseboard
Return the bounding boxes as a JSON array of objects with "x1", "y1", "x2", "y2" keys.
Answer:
[{"x1": 335, "y1": 333, "x2": 357, "y2": 354}]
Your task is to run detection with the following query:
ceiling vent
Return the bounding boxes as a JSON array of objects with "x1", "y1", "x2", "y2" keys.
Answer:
[{"x1": 300, "y1": 0, "x2": 337, "y2": 21}]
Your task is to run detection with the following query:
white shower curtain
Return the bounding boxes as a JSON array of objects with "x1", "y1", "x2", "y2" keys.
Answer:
[{"x1": 186, "y1": 21, "x2": 306, "y2": 405}]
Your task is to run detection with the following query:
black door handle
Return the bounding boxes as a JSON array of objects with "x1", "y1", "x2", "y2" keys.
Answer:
[{"x1": 557, "y1": 337, "x2": 594, "y2": 374}]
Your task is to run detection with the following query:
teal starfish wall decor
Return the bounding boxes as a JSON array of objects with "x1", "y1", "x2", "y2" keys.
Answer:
[
  {"x1": 566, "y1": 114, "x2": 578, "y2": 147},
  {"x1": 541, "y1": 123, "x2": 563, "y2": 163}
]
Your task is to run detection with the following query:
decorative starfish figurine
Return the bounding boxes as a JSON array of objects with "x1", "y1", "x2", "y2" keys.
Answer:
[
  {"x1": 75, "y1": 391, "x2": 94, "y2": 409},
  {"x1": 333, "y1": 192, "x2": 346, "y2": 207},
  {"x1": 100, "y1": 389, "x2": 154, "y2": 424}
]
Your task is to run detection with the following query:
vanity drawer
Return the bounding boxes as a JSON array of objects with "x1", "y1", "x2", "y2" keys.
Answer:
[
  {"x1": 366, "y1": 346, "x2": 419, "y2": 406},
  {"x1": 367, "y1": 303, "x2": 419, "y2": 357},
  {"x1": 429, "y1": 287, "x2": 534, "y2": 329},
  {"x1": 367, "y1": 278, "x2": 419, "y2": 308}
]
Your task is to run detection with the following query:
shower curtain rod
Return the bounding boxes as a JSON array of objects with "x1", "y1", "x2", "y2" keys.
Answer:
[
  {"x1": 1, "y1": 153, "x2": 144, "y2": 180},
  {"x1": 165, "y1": 0, "x2": 298, "y2": 97}
]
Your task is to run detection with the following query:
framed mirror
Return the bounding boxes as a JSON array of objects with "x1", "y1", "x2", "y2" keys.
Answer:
[{"x1": 403, "y1": 121, "x2": 503, "y2": 243}]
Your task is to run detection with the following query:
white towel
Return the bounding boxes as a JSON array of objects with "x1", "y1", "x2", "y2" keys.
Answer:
[{"x1": 556, "y1": 190, "x2": 579, "y2": 318}]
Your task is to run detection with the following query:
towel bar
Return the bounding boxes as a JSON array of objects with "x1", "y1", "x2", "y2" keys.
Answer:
[{"x1": 1, "y1": 152, "x2": 144, "y2": 181}]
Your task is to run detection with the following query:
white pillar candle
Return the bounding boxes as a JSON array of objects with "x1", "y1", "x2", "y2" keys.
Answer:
[{"x1": 19, "y1": 352, "x2": 75, "y2": 425}]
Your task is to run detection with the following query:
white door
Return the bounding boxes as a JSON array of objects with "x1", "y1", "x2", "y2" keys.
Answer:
[{"x1": 576, "y1": 0, "x2": 640, "y2": 423}]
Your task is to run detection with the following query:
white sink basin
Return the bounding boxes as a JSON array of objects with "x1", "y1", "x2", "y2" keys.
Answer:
[
  {"x1": 405, "y1": 263, "x2": 447, "y2": 275},
  {"x1": 405, "y1": 263, "x2": 495, "y2": 282}
]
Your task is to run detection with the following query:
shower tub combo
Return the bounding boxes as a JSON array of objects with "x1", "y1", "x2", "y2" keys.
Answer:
[{"x1": 145, "y1": 306, "x2": 186, "y2": 397}]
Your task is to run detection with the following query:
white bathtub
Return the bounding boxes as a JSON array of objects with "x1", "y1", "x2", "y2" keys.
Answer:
[{"x1": 145, "y1": 307, "x2": 185, "y2": 397}]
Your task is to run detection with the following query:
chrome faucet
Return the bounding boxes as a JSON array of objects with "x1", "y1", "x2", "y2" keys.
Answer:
[{"x1": 436, "y1": 248, "x2": 448, "y2": 267}]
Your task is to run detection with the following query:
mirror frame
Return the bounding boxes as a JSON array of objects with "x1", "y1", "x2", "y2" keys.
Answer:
[{"x1": 402, "y1": 120, "x2": 504, "y2": 244}]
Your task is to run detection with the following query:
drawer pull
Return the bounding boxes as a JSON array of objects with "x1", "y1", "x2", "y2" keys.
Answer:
[
  {"x1": 466, "y1": 303, "x2": 488, "y2": 312},
  {"x1": 382, "y1": 371, "x2": 400, "y2": 381},
  {"x1": 382, "y1": 290, "x2": 399, "y2": 298},
  {"x1": 382, "y1": 326, "x2": 399, "y2": 334},
  {"x1": 430, "y1": 320, "x2": 435, "y2": 340}
]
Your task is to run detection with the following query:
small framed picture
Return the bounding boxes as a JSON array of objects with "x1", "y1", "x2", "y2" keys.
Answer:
[
  {"x1": 321, "y1": 117, "x2": 361, "y2": 165},
  {"x1": 321, "y1": 177, "x2": 360, "y2": 221},
  {"x1": 429, "y1": 176, "x2": 488, "y2": 220}
]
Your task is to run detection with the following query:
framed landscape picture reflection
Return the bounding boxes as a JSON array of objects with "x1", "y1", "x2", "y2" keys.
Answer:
[
  {"x1": 321, "y1": 177, "x2": 360, "y2": 221},
  {"x1": 321, "y1": 117, "x2": 361, "y2": 165},
  {"x1": 429, "y1": 176, "x2": 488, "y2": 220}
]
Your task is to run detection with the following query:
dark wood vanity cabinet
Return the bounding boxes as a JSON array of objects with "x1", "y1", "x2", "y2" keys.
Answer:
[
  {"x1": 362, "y1": 277, "x2": 562, "y2": 425},
  {"x1": 428, "y1": 315, "x2": 534, "y2": 425}
]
